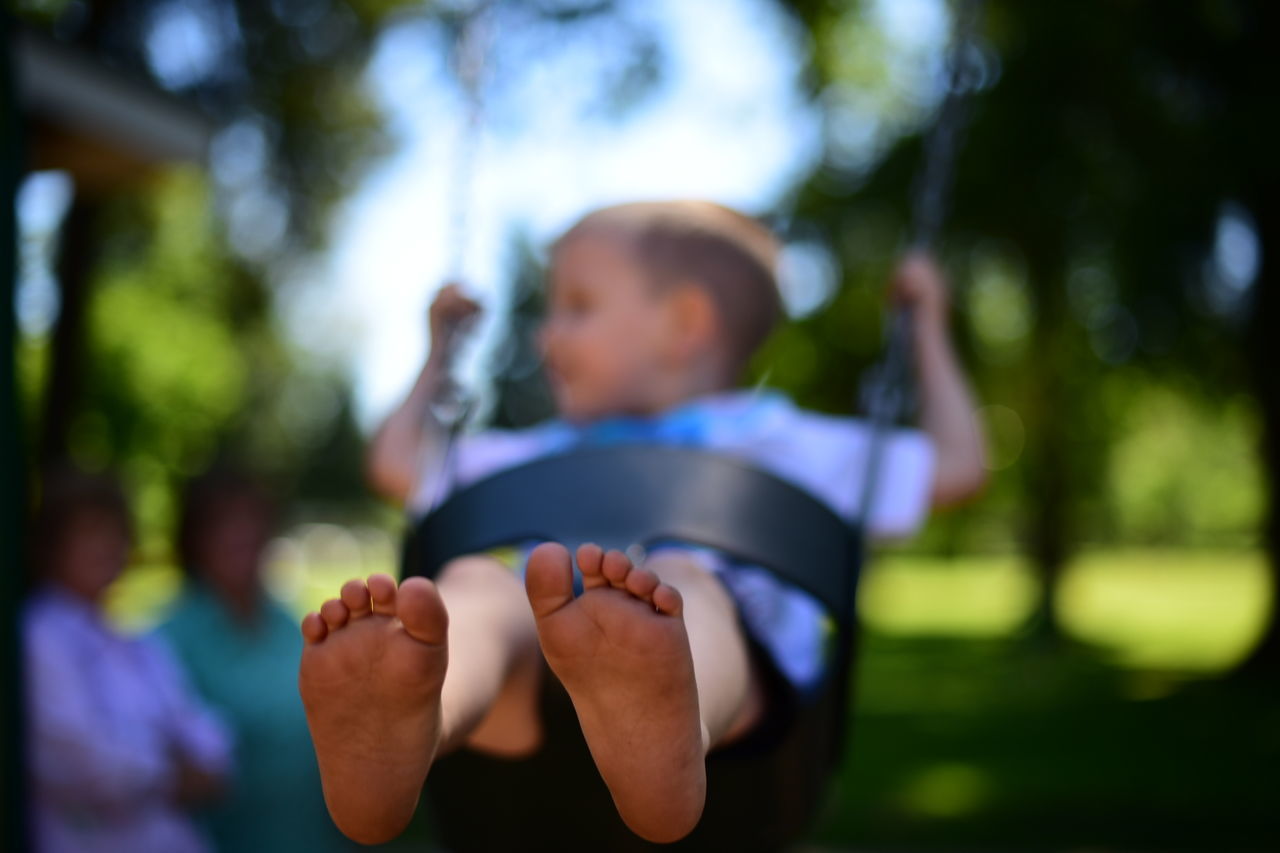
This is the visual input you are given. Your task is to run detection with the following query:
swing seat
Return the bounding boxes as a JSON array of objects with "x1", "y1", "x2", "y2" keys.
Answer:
[{"x1": 402, "y1": 444, "x2": 864, "y2": 852}]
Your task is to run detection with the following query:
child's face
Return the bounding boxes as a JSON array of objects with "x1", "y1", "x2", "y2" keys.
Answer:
[{"x1": 541, "y1": 234, "x2": 677, "y2": 421}]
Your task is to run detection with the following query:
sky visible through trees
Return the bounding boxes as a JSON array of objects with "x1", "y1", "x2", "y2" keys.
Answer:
[{"x1": 12, "y1": 0, "x2": 1275, "y2": 655}]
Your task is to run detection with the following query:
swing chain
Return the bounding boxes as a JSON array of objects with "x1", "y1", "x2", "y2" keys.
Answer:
[
  {"x1": 411, "y1": 2, "x2": 494, "y2": 513},
  {"x1": 855, "y1": 0, "x2": 984, "y2": 524},
  {"x1": 434, "y1": 0, "x2": 495, "y2": 431},
  {"x1": 910, "y1": 0, "x2": 985, "y2": 253},
  {"x1": 445, "y1": 0, "x2": 495, "y2": 284}
]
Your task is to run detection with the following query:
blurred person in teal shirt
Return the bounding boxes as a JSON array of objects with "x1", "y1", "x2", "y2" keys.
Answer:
[{"x1": 155, "y1": 469, "x2": 353, "y2": 853}]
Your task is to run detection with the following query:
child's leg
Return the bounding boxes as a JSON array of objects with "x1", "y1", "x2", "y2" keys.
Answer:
[
  {"x1": 525, "y1": 543, "x2": 763, "y2": 844},
  {"x1": 299, "y1": 556, "x2": 540, "y2": 845},
  {"x1": 434, "y1": 556, "x2": 543, "y2": 756},
  {"x1": 643, "y1": 549, "x2": 766, "y2": 747}
]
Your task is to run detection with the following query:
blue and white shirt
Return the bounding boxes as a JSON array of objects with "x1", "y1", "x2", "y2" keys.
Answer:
[{"x1": 411, "y1": 390, "x2": 935, "y2": 689}]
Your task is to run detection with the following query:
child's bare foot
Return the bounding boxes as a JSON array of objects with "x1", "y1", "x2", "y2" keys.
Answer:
[
  {"x1": 298, "y1": 573, "x2": 448, "y2": 845},
  {"x1": 525, "y1": 542, "x2": 706, "y2": 843}
]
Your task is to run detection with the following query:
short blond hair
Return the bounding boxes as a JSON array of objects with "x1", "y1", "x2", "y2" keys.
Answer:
[{"x1": 554, "y1": 200, "x2": 782, "y2": 376}]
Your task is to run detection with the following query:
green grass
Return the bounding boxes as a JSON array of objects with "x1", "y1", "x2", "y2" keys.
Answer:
[
  {"x1": 806, "y1": 549, "x2": 1279, "y2": 852},
  {"x1": 858, "y1": 553, "x2": 1038, "y2": 638},
  {"x1": 104, "y1": 523, "x2": 401, "y2": 632},
  {"x1": 861, "y1": 549, "x2": 1270, "y2": 673},
  {"x1": 1056, "y1": 549, "x2": 1270, "y2": 672},
  {"x1": 109, "y1": 544, "x2": 1271, "y2": 676},
  {"x1": 816, "y1": 635, "x2": 1280, "y2": 852},
  {"x1": 103, "y1": 562, "x2": 185, "y2": 633}
]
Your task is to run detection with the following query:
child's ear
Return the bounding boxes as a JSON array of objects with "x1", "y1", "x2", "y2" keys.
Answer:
[{"x1": 665, "y1": 282, "x2": 719, "y2": 362}]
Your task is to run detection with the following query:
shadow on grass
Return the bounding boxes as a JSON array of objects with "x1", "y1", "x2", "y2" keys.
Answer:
[{"x1": 812, "y1": 633, "x2": 1280, "y2": 852}]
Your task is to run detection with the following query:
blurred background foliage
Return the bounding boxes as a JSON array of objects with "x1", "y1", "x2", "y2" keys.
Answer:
[{"x1": 9, "y1": 0, "x2": 1280, "y2": 850}]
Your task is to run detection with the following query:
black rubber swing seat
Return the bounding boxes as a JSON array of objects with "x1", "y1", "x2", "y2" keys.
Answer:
[{"x1": 402, "y1": 444, "x2": 865, "y2": 852}]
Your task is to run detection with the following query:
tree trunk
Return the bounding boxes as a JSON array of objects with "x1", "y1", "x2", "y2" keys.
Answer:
[
  {"x1": 40, "y1": 198, "x2": 99, "y2": 466},
  {"x1": 1237, "y1": 187, "x2": 1280, "y2": 678},
  {"x1": 1021, "y1": 250, "x2": 1075, "y2": 642},
  {"x1": 2, "y1": 13, "x2": 32, "y2": 848}
]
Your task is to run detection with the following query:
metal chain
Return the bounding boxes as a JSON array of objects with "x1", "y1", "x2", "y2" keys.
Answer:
[
  {"x1": 445, "y1": 0, "x2": 495, "y2": 283},
  {"x1": 855, "y1": 0, "x2": 984, "y2": 526},
  {"x1": 415, "y1": 1, "x2": 494, "y2": 513},
  {"x1": 910, "y1": 0, "x2": 985, "y2": 253}
]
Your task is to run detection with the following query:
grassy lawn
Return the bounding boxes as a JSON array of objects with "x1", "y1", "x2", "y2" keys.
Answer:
[
  {"x1": 859, "y1": 549, "x2": 1270, "y2": 673},
  {"x1": 815, "y1": 549, "x2": 1277, "y2": 852},
  {"x1": 103, "y1": 545, "x2": 1278, "y2": 851},
  {"x1": 108, "y1": 543, "x2": 1272, "y2": 671},
  {"x1": 815, "y1": 635, "x2": 1279, "y2": 852}
]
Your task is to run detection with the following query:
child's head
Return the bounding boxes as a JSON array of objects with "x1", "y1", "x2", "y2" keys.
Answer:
[{"x1": 541, "y1": 200, "x2": 781, "y2": 421}]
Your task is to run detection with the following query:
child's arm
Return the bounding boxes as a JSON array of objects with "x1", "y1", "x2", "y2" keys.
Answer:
[
  {"x1": 892, "y1": 253, "x2": 988, "y2": 507},
  {"x1": 367, "y1": 284, "x2": 480, "y2": 504}
]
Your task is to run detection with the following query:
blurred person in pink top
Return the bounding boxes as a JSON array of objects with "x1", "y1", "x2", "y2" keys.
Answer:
[{"x1": 23, "y1": 468, "x2": 232, "y2": 853}]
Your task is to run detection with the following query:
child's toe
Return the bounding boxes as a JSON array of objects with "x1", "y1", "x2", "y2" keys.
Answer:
[
  {"x1": 367, "y1": 573, "x2": 398, "y2": 614},
  {"x1": 301, "y1": 611, "x2": 328, "y2": 643},
  {"x1": 624, "y1": 568, "x2": 660, "y2": 604},
  {"x1": 526, "y1": 542, "x2": 576, "y2": 618},
  {"x1": 320, "y1": 598, "x2": 350, "y2": 630},
  {"x1": 652, "y1": 583, "x2": 683, "y2": 617},
  {"x1": 602, "y1": 549, "x2": 633, "y2": 588},
  {"x1": 340, "y1": 578, "x2": 373, "y2": 619},
  {"x1": 396, "y1": 577, "x2": 448, "y2": 646},
  {"x1": 576, "y1": 543, "x2": 608, "y2": 589}
]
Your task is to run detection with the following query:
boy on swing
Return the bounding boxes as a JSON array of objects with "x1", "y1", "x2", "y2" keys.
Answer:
[{"x1": 299, "y1": 201, "x2": 987, "y2": 844}]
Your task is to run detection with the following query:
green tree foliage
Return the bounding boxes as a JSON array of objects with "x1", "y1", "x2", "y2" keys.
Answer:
[
  {"x1": 774, "y1": 0, "x2": 1278, "y2": 650},
  {"x1": 16, "y1": 0, "x2": 429, "y2": 538},
  {"x1": 54, "y1": 171, "x2": 362, "y2": 550},
  {"x1": 16, "y1": 0, "x2": 675, "y2": 553}
]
